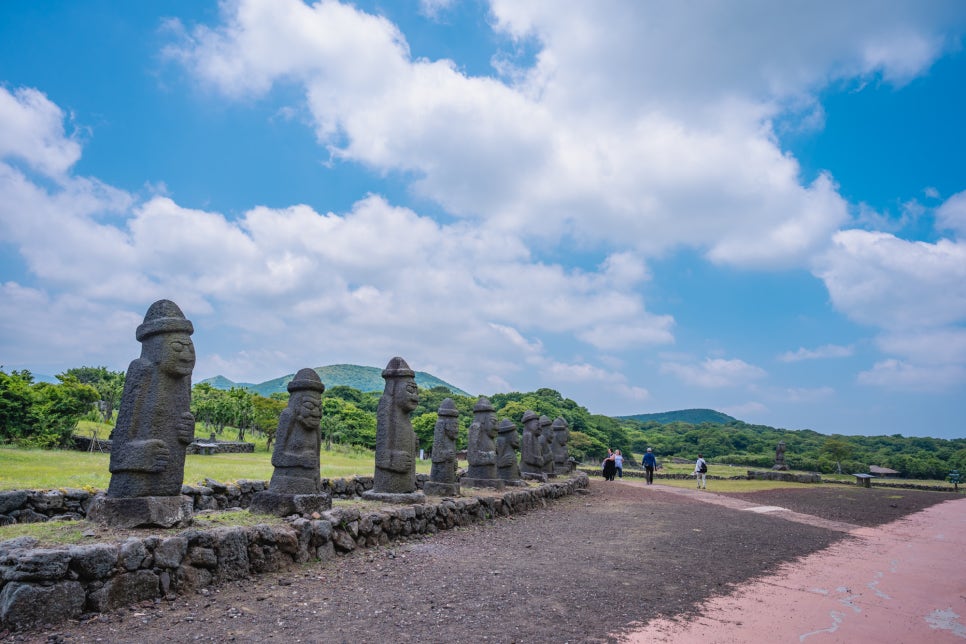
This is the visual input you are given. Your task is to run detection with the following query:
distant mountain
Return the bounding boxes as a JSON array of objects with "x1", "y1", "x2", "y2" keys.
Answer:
[
  {"x1": 618, "y1": 408, "x2": 738, "y2": 425},
  {"x1": 200, "y1": 363, "x2": 469, "y2": 397}
]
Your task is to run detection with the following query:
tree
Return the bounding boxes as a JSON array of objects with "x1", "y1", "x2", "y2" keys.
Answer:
[
  {"x1": 0, "y1": 369, "x2": 37, "y2": 443},
  {"x1": 253, "y1": 393, "x2": 287, "y2": 451},
  {"x1": 29, "y1": 375, "x2": 99, "y2": 448},
  {"x1": 61, "y1": 366, "x2": 125, "y2": 423},
  {"x1": 821, "y1": 437, "x2": 853, "y2": 474}
]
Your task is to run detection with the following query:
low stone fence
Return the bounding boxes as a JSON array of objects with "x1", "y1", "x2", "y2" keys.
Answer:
[
  {"x1": 71, "y1": 436, "x2": 256, "y2": 455},
  {"x1": 0, "y1": 475, "x2": 389, "y2": 526},
  {"x1": 0, "y1": 473, "x2": 588, "y2": 630},
  {"x1": 747, "y1": 470, "x2": 821, "y2": 483}
]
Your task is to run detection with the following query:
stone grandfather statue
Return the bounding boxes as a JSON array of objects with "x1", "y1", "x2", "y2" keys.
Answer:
[
  {"x1": 268, "y1": 368, "x2": 326, "y2": 493},
  {"x1": 519, "y1": 410, "x2": 545, "y2": 478},
  {"x1": 250, "y1": 368, "x2": 331, "y2": 516},
  {"x1": 539, "y1": 414, "x2": 556, "y2": 477},
  {"x1": 363, "y1": 357, "x2": 425, "y2": 502},
  {"x1": 496, "y1": 418, "x2": 522, "y2": 483},
  {"x1": 89, "y1": 300, "x2": 197, "y2": 528},
  {"x1": 107, "y1": 299, "x2": 195, "y2": 498},
  {"x1": 551, "y1": 416, "x2": 571, "y2": 475},
  {"x1": 463, "y1": 396, "x2": 503, "y2": 488},
  {"x1": 424, "y1": 398, "x2": 461, "y2": 496},
  {"x1": 773, "y1": 440, "x2": 788, "y2": 471}
]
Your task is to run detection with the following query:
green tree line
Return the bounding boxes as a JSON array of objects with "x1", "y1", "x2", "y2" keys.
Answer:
[{"x1": 2, "y1": 366, "x2": 963, "y2": 479}]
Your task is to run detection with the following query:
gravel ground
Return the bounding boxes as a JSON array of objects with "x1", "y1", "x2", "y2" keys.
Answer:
[{"x1": 4, "y1": 480, "x2": 953, "y2": 644}]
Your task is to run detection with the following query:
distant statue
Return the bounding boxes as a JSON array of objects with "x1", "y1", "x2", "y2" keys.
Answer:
[
  {"x1": 424, "y1": 398, "x2": 461, "y2": 496},
  {"x1": 463, "y1": 396, "x2": 503, "y2": 488},
  {"x1": 773, "y1": 441, "x2": 788, "y2": 471},
  {"x1": 250, "y1": 368, "x2": 331, "y2": 516},
  {"x1": 496, "y1": 418, "x2": 522, "y2": 483},
  {"x1": 519, "y1": 410, "x2": 545, "y2": 478},
  {"x1": 107, "y1": 300, "x2": 195, "y2": 499},
  {"x1": 539, "y1": 415, "x2": 556, "y2": 477},
  {"x1": 268, "y1": 369, "x2": 326, "y2": 494},
  {"x1": 551, "y1": 416, "x2": 571, "y2": 475}
]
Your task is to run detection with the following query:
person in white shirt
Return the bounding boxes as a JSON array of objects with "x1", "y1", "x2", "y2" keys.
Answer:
[
  {"x1": 694, "y1": 454, "x2": 707, "y2": 489},
  {"x1": 614, "y1": 449, "x2": 624, "y2": 478}
]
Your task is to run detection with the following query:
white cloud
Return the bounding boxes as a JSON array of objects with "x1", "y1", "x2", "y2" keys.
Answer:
[
  {"x1": 858, "y1": 359, "x2": 966, "y2": 391},
  {"x1": 814, "y1": 229, "x2": 966, "y2": 390},
  {"x1": 660, "y1": 357, "x2": 767, "y2": 388},
  {"x1": 936, "y1": 190, "x2": 966, "y2": 238},
  {"x1": 0, "y1": 86, "x2": 81, "y2": 179},
  {"x1": 165, "y1": 0, "x2": 966, "y2": 268},
  {"x1": 0, "y1": 83, "x2": 676, "y2": 399},
  {"x1": 815, "y1": 230, "x2": 966, "y2": 331},
  {"x1": 778, "y1": 344, "x2": 854, "y2": 362}
]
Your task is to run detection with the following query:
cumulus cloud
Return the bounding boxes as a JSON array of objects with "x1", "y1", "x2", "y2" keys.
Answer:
[
  {"x1": 778, "y1": 344, "x2": 854, "y2": 362},
  {"x1": 814, "y1": 229, "x2": 966, "y2": 389},
  {"x1": 660, "y1": 357, "x2": 766, "y2": 388},
  {"x1": 162, "y1": 0, "x2": 966, "y2": 267},
  {"x1": 0, "y1": 86, "x2": 82, "y2": 179},
  {"x1": 0, "y1": 83, "x2": 672, "y2": 403},
  {"x1": 936, "y1": 190, "x2": 966, "y2": 238}
]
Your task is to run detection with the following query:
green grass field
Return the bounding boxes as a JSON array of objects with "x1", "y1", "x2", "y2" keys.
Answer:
[{"x1": 0, "y1": 445, "x2": 432, "y2": 491}]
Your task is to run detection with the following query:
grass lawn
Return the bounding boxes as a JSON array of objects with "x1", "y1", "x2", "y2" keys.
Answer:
[{"x1": 0, "y1": 445, "x2": 432, "y2": 491}]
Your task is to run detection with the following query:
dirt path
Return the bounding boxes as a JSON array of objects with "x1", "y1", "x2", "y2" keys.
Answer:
[{"x1": 5, "y1": 481, "x2": 957, "y2": 643}]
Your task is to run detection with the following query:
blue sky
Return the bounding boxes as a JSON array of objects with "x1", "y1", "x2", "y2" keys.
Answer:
[{"x1": 1, "y1": 1, "x2": 965, "y2": 439}]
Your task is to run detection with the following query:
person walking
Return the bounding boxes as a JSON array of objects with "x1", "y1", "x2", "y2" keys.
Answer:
[
  {"x1": 602, "y1": 449, "x2": 617, "y2": 481},
  {"x1": 642, "y1": 447, "x2": 657, "y2": 484},
  {"x1": 694, "y1": 453, "x2": 708, "y2": 489},
  {"x1": 614, "y1": 449, "x2": 624, "y2": 478}
]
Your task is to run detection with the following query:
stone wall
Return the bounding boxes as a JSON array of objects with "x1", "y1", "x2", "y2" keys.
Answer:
[
  {"x1": 71, "y1": 436, "x2": 256, "y2": 455},
  {"x1": 746, "y1": 470, "x2": 821, "y2": 483},
  {"x1": 2, "y1": 475, "x2": 394, "y2": 526},
  {"x1": 0, "y1": 474, "x2": 588, "y2": 630}
]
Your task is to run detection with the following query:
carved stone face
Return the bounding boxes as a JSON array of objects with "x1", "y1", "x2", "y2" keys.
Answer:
[
  {"x1": 296, "y1": 396, "x2": 321, "y2": 431},
  {"x1": 443, "y1": 417, "x2": 459, "y2": 440},
  {"x1": 158, "y1": 333, "x2": 195, "y2": 377},
  {"x1": 509, "y1": 431, "x2": 520, "y2": 448},
  {"x1": 528, "y1": 419, "x2": 541, "y2": 436},
  {"x1": 393, "y1": 378, "x2": 419, "y2": 412},
  {"x1": 483, "y1": 414, "x2": 498, "y2": 438}
]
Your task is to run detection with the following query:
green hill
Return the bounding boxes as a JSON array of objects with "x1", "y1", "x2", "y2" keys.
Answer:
[
  {"x1": 618, "y1": 408, "x2": 738, "y2": 425},
  {"x1": 200, "y1": 363, "x2": 469, "y2": 397}
]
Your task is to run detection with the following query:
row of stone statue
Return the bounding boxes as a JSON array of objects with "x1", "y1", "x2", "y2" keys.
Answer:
[
  {"x1": 90, "y1": 300, "x2": 573, "y2": 527},
  {"x1": 426, "y1": 395, "x2": 573, "y2": 497}
]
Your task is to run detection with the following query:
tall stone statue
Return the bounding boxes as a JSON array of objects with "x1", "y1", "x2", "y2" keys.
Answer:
[
  {"x1": 496, "y1": 418, "x2": 523, "y2": 484},
  {"x1": 463, "y1": 396, "x2": 504, "y2": 489},
  {"x1": 539, "y1": 414, "x2": 556, "y2": 477},
  {"x1": 773, "y1": 440, "x2": 788, "y2": 471},
  {"x1": 551, "y1": 416, "x2": 572, "y2": 475},
  {"x1": 250, "y1": 369, "x2": 331, "y2": 516},
  {"x1": 520, "y1": 410, "x2": 546, "y2": 480},
  {"x1": 363, "y1": 357, "x2": 425, "y2": 503},
  {"x1": 90, "y1": 300, "x2": 196, "y2": 528},
  {"x1": 424, "y1": 398, "x2": 461, "y2": 496}
]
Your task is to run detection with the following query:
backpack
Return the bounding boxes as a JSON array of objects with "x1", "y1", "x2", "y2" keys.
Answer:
[{"x1": 699, "y1": 461, "x2": 707, "y2": 474}]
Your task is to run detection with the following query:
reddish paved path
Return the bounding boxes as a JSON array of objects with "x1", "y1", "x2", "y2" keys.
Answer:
[{"x1": 615, "y1": 481, "x2": 966, "y2": 643}]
